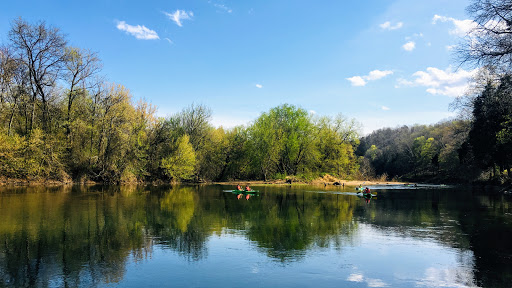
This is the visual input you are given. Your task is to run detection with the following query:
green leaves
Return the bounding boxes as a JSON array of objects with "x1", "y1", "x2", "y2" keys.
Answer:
[{"x1": 161, "y1": 134, "x2": 197, "y2": 181}]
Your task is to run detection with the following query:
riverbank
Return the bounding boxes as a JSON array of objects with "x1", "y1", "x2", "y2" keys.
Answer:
[
  {"x1": 0, "y1": 175, "x2": 404, "y2": 187},
  {"x1": 214, "y1": 174, "x2": 407, "y2": 186}
]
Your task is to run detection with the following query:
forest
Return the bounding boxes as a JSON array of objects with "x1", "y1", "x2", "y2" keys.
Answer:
[
  {"x1": 0, "y1": 18, "x2": 361, "y2": 183},
  {"x1": 1, "y1": 0, "x2": 512, "y2": 185}
]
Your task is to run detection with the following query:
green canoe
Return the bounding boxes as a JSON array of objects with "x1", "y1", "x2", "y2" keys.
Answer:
[
  {"x1": 357, "y1": 192, "x2": 375, "y2": 199},
  {"x1": 230, "y1": 190, "x2": 259, "y2": 194}
]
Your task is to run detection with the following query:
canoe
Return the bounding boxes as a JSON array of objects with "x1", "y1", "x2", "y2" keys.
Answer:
[
  {"x1": 357, "y1": 192, "x2": 376, "y2": 199},
  {"x1": 230, "y1": 190, "x2": 259, "y2": 194}
]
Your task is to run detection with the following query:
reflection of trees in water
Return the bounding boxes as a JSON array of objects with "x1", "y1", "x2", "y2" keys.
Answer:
[
  {"x1": 0, "y1": 185, "x2": 151, "y2": 287},
  {"x1": 0, "y1": 185, "x2": 362, "y2": 286},
  {"x1": 229, "y1": 191, "x2": 358, "y2": 261},
  {"x1": 358, "y1": 188, "x2": 512, "y2": 288},
  {"x1": 150, "y1": 186, "x2": 208, "y2": 261},
  {"x1": 6, "y1": 185, "x2": 507, "y2": 286},
  {"x1": 460, "y1": 193, "x2": 512, "y2": 288},
  {"x1": 0, "y1": 185, "x2": 210, "y2": 286}
]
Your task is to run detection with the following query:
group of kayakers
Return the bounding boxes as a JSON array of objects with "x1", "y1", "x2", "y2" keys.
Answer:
[
  {"x1": 236, "y1": 184, "x2": 253, "y2": 200},
  {"x1": 236, "y1": 184, "x2": 252, "y2": 191}
]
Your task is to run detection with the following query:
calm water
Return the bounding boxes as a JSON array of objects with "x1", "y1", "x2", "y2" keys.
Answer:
[{"x1": 0, "y1": 184, "x2": 511, "y2": 287}]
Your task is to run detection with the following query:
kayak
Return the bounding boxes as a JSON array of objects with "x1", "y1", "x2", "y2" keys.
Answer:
[
  {"x1": 357, "y1": 192, "x2": 376, "y2": 199},
  {"x1": 230, "y1": 190, "x2": 259, "y2": 194},
  {"x1": 355, "y1": 187, "x2": 364, "y2": 191}
]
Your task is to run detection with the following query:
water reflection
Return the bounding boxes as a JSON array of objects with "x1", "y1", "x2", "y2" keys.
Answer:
[{"x1": 0, "y1": 185, "x2": 510, "y2": 287}]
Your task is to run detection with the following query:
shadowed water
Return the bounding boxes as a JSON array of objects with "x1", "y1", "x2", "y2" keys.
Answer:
[{"x1": 0, "y1": 184, "x2": 511, "y2": 287}]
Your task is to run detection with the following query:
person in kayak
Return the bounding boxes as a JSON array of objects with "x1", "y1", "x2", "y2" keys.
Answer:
[
  {"x1": 364, "y1": 187, "x2": 371, "y2": 203},
  {"x1": 236, "y1": 184, "x2": 242, "y2": 191},
  {"x1": 245, "y1": 185, "x2": 252, "y2": 191}
]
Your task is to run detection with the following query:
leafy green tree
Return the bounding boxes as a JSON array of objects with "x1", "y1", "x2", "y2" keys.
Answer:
[
  {"x1": 412, "y1": 136, "x2": 436, "y2": 172},
  {"x1": 166, "y1": 104, "x2": 213, "y2": 180},
  {"x1": 248, "y1": 104, "x2": 318, "y2": 179},
  {"x1": 315, "y1": 115, "x2": 360, "y2": 177},
  {"x1": 199, "y1": 127, "x2": 230, "y2": 181},
  {"x1": 161, "y1": 134, "x2": 197, "y2": 181},
  {"x1": 247, "y1": 111, "x2": 282, "y2": 180},
  {"x1": 469, "y1": 76, "x2": 512, "y2": 176}
]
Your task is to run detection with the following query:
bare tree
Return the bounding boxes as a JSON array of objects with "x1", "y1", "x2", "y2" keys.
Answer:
[
  {"x1": 63, "y1": 47, "x2": 102, "y2": 135},
  {"x1": 458, "y1": 0, "x2": 512, "y2": 71},
  {"x1": 8, "y1": 17, "x2": 67, "y2": 132}
]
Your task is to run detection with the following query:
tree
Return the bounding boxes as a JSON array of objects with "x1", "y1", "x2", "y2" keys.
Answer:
[
  {"x1": 412, "y1": 136, "x2": 437, "y2": 173},
  {"x1": 247, "y1": 110, "x2": 282, "y2": 180},
  {"x1": 0, "y1": 45, "x2": 25, "y2": 135},
  {"x1": 161, "y1": 134, "x2": 197, "y2": 182},
  {"x1": 246, "y1": 104, "x2": 318, "y2": 179},
  {"x1": 468, "y1": 75, "x2": 512, "y2": 175},
  {"x1": 459, "y1": 0, "x2": 512, "y2": 70},
  {"x1": 8, "y1": 18, "x2": 67, "y2": 132},
  {"x1": 63, "y1": 47, "x2": 102, "y2": 136},
  {"x1": 316, "y1": 115, "x2": 360, "y2": 177},
  {"x1": 166, "y1": 104, "x2": 213, "y2": 181}
]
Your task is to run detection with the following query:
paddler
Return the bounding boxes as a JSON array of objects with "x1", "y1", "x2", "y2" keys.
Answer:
[
  {"x1": 245, "y1": 184, "x2": 252, "y2": 191},
  {"x1": 364, "y1": 187, "x2": 371, "y2": 203},
  {"x1": 236, "y1": 184, "x2": 242, "y2": 191}
]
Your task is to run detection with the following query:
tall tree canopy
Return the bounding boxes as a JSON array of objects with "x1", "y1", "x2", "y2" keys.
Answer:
[{"x1": 462, "y1": 0, "x2": 512, "y2": 70}]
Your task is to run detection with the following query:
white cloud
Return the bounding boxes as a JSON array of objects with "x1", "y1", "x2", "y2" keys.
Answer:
[
  {"x1": 416, "y1": 266, "x2": 478, "y2": 288},
  {"x1": 367, "y1": 70, "x2": 393, "y2": 80},
  {"x1": 212, "y1": 3, "x2": 233, "y2": 13},
  {"x1": 347, "y1": 272, "x2": 388, "y2": 287},
  {"x1": 395, "y1": 78, "x2": 414, "y2": 88},
  {"x1": 164, "y1": 38, "x2": 173, "y2": 45},
  {"x1": 116, "y1": 21, "x2": 159, "y2": 40},
  {"x1": 347, "y1": 70, "x2": 393, "y2": 87},
  {"x1": 255, "y1": 84, "x2": 263, "y2": 88},
  {"x1": 164, "y1": 10, "x2": 194, "y2": 27},
  {"x1": 347, "y1": 273, "x2": 364, "y2": 282},
  {"x1": 445, "y1": 45, "x2": 456, "y2": 51},
  {"x1": 398, "y1": 66, "x2": 478, "y2": 97},
  {"x1": 309, "y1": 110, "x2": 317, "y2": 115},
  {"x1": 347, "y1": 76, "x2": 367, "y2": 86},
  {"x1": 380, "y1": 21, "x2": 403, "y2": 30},
  {"x1": 381, "y1": 106, "x2": 390, "y2": 111},
  {"x1": 432, "y1": 14, "x2": 478, "y2": 36},
  {"x1": 367, "y1": 278, "x2": 389, "y2": 287},
  {"x1": 402, "y1": 41, "x2": 416, "y2": 51}
]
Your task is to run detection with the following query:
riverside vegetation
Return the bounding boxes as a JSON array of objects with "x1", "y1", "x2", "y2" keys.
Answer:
[{"x1": 1, "y1": 6, "x2": 512, "y2": 185}]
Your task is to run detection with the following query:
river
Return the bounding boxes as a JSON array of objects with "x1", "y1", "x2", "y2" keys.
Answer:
[{"x1": 0, "y1": 184, "x2": 510, "y2": 287}]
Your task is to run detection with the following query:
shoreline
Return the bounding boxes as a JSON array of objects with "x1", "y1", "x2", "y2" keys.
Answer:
[
  {"x1": 213, "y1": 179, "x2": 408, "y2": 186},
  {"x1": 0, "y1": 177, "x2": 407, "y2": 187}
]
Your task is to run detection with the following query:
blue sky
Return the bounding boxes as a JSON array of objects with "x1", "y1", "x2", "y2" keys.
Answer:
[{"x1": 0, "y1": 0, "x2": 476, "y2": 134}]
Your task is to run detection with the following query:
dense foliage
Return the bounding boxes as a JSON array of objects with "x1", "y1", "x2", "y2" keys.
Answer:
[
  {"x1": 357, "y1": 121, "x2": 478, "y2": 182},
  {"x1": 357, "y1": 0, "x2": 512, "y2": 183},
  {"x1": 0, "y1": 18, "x2": 362, "y2": 183}
]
